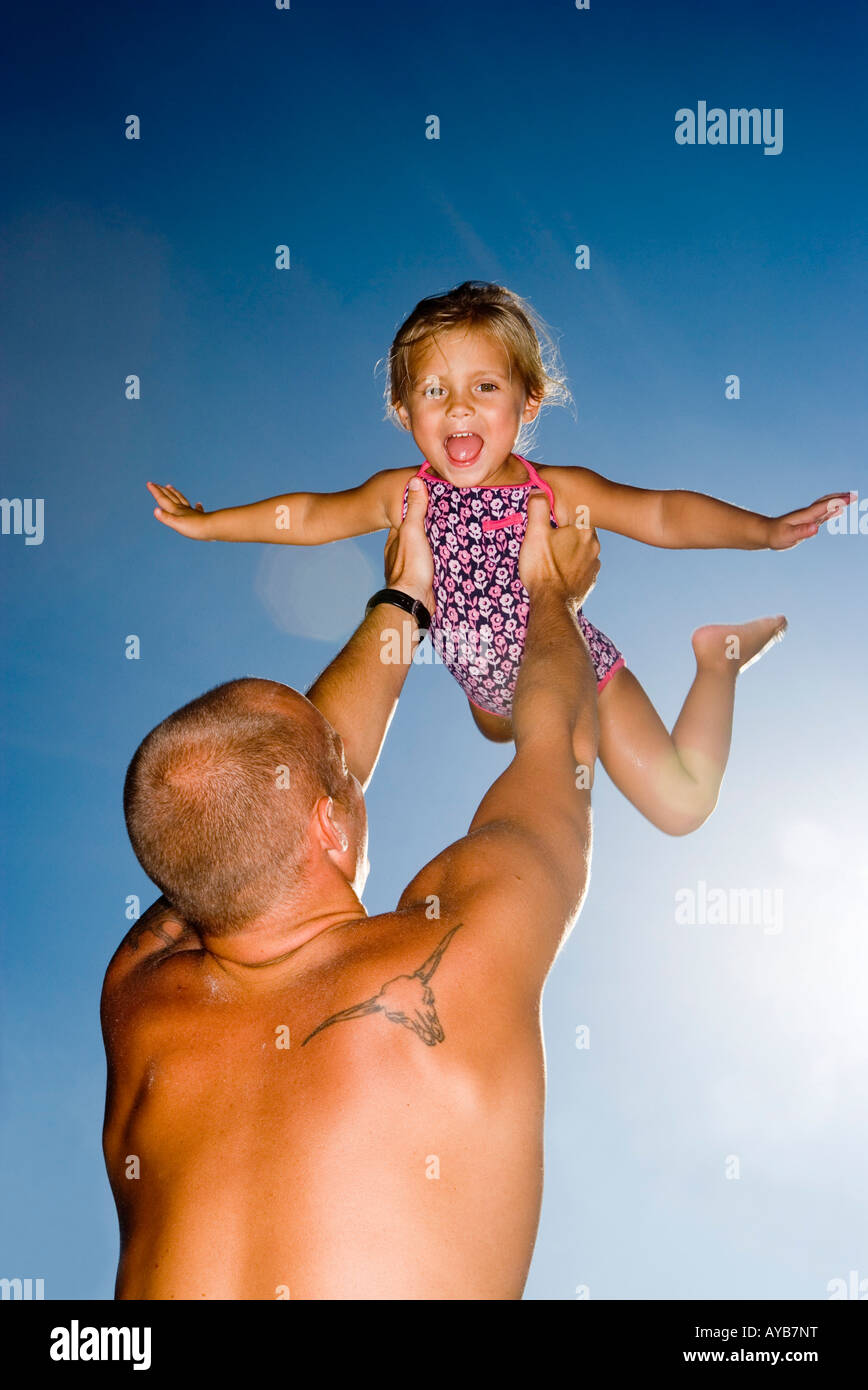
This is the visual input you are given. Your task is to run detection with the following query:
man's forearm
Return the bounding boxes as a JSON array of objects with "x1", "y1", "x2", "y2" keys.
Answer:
[
  {"x1": 511, "y1": 587, "x2": 598, "y2": 756},
  {"x1": 660, "y1": 490, "x2": 771, "y2": 549},
  {"x1": 305, "y1": 602, "x2": 423, "y2": 789}
]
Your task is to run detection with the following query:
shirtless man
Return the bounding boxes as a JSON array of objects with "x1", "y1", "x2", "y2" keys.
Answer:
[{"x1": 101, "y1": 479, "x2": 601, "y2": 1300}]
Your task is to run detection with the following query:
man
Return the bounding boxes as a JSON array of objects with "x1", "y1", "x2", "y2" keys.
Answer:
[{"x1": 102, "y1": 478, "x2": 601, "y2": 1300}]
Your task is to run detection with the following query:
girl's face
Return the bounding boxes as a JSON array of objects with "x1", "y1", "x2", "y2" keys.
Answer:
[{"x1": 394, "y1": 326, "x2": 541, "y2": 485}]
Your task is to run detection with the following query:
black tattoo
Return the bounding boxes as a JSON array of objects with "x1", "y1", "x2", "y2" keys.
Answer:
[
  {"x1": 302, "y1": 924, "x2": 462, "y2": 1048},
  {"x1": 126, "y1": 901, "x2": 183, "y2": 953}
]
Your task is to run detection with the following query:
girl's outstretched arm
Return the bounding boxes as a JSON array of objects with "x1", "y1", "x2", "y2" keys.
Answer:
[
  {"x1": 146, "y1": 468, "x2": 415, "y2": 545},
  {"x1": 545, "y1": 466, "x2": 854, "y2": 551},
  {"x1": 657, "y1": 487, "x2": 855, "y2": 550}
]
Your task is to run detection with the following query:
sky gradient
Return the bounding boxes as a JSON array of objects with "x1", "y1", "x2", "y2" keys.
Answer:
[{"x1": 2, "y1": 0, "x2": 867, "y2": 1300}]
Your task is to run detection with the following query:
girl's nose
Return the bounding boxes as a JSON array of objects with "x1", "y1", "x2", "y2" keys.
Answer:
[{"x1": 447, "y1": 388, "x2": 474, "y2": 413}]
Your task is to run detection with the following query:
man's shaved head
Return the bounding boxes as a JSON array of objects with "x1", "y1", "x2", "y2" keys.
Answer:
[{"x1": 124, "y1": 678, "x2": 350, "y2": 935}]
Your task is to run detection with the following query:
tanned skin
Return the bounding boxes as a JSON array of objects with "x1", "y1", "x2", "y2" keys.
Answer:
[
  {"x1": 146, "y1": 325, "x2": 850, "y2": 839},
  {"x1": 102, "y1": 483, "x2": 600, "y2": 1300}
]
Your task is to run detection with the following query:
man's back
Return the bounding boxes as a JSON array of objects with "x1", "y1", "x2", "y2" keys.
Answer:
[{"x1": 103, "y1": 900, "x2": 545, "y2": 1300}]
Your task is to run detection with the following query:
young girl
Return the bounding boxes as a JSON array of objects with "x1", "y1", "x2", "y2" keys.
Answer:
[{"x1": 147, "y1": 281, "x2": 852, "y2": 836}]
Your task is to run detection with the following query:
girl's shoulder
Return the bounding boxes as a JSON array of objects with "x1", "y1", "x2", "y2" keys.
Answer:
[
  {"x1": 379, "y1": 464, "x2": 425, "y2": 528},
  {"x1": 532, "y1": 461, "x2": 582, "y2": 487},
  {"x1": 529, "y1": 462, "x2": 593, "y2": 526}
]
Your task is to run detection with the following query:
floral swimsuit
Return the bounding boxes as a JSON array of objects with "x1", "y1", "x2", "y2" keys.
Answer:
[{"x1": 401, "y1": 453, "x2": 625, "y2": 718}]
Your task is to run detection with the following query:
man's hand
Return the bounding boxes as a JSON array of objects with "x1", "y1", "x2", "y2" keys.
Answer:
[
  {"x1": 147, "y1": 482, "x2": 214, "y2": 538},
  {"x1": 766, "y1": 491, "x2": 856, "y2": 550},
  {"x1": 518, "y1": 490, "x2": 600, "y2": 605},
  {"x1": 382, "y1": 477, "x2": 435, "y2": 613}
]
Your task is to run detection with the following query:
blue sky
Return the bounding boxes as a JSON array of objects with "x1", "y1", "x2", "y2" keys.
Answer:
[{"x1": 2, "y1": 0, "x2": 866, "y2": 1299}]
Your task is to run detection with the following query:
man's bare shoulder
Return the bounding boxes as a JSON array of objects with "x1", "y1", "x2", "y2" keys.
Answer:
[
  {"x1": 103, "y1": 897, "x2": 535, "y2": 1070},
  {"x1": 296, "y1": 908, "x2": 466, "y2": 1053},
  {"x1": 299, "y1": 903, "x2": 537, "y2": 1065},
  {"x1": 101, "y1": 902, "x2": 204, "y2": 1036},
  {"x1": 394, "y1": 806, "x2": 585, "y2": 1008},
  {"x1": 397, "y1": 823, "x2": 558, "y2": 927}
]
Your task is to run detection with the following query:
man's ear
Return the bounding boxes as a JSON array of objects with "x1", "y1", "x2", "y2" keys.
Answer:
[{"x1": 313, "y1": 795, "x2": 349, "y2": 854}]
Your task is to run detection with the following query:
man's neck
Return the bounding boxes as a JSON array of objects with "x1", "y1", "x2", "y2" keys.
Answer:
[{"x1": 201, "y1": 888, "x2": 367, "y2": 973}]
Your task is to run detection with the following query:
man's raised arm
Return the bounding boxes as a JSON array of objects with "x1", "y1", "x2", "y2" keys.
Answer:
[
  {"x1": 305, "y1": 477, "x2": 434, "y2": 789},
  {"x1": 397, "y1": 492, "x2": 602, "y2": 988},
  {"x1": 110, "y1": 479, "x2": 434, "y2": 968},
  {"x1": 471, "y1": 492, "x2": 600, "y2": 833}
]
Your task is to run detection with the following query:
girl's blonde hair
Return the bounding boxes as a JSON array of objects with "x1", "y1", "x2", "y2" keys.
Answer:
[{"x1": 383, "y1": 280, "x2": 572, "y2": 451}]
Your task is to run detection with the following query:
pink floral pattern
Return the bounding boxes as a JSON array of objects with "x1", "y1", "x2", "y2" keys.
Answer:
[{"x1": 402, "y1": 457, "x2": 624, "y2": 717}]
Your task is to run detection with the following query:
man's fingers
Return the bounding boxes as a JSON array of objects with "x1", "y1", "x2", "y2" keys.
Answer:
[
  {"x1": 526, "y1": 489, "x2": 550, "y2": 526},
  {"x1": 569, "y1": 521, "x2": 600, "y2": 557},
  {"x1": 405, "y1": 476, "x2": 429, "y2": 515},
  {"x1": 381, "y1": 477, "x2": 435, "y2": 609}
]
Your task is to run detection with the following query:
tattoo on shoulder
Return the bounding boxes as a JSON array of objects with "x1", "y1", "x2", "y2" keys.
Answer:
[
  {"x1": 302, "y1": 924, "x2": 462, "y2": 1049},
  {"x1": 126, "y1": 908, "x2": 183, "y2": 953}
]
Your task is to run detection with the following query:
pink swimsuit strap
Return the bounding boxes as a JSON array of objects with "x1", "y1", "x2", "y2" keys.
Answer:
[{"x1": 415, "y1": 454, "x2": 557, "y2": 523}]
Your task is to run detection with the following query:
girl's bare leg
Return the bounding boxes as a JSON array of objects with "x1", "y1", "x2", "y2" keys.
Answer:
[
  {"x1": 469, "y1": 615, "x2": 787, "y2": 836},
  {"x1": 596, "y1": 616, "x2": 787, "y2": 835}
]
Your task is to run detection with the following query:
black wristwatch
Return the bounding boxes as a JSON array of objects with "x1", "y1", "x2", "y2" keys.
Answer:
[{"x1": 365, "y1": 587, "x2": 431, "y2": 631}]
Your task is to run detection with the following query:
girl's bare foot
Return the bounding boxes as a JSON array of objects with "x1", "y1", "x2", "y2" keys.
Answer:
[{"x1": 691, "y1": 616, "x2": 788, "y2": 675}]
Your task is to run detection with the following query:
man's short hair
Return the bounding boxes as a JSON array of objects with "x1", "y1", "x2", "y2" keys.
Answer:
[{"x1": 123, "y1": 678, "x2": 345, "y2": 935}]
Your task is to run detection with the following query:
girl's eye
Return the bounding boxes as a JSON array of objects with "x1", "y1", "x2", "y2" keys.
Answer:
[{"x1": 421, "y1": 380, "x2": 498, "y2": 398}]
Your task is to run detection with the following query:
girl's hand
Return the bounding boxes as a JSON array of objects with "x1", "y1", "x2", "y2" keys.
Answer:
[
  {"x1": 147, "y1": 482, "x2": 213, "y2": 539},
  {"x1": 767, "y1": 491, "x2": 856, "y2": 550}
]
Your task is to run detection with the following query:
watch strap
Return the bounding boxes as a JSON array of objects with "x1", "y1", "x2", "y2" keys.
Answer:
[{"x1": 365, "y1": 587, "x2": 431, "y2": 631}]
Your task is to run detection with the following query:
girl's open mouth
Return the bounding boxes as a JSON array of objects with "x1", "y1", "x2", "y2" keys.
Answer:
[{"x1": 444, "y1": 432, "x2": 484, "y2": 465}]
